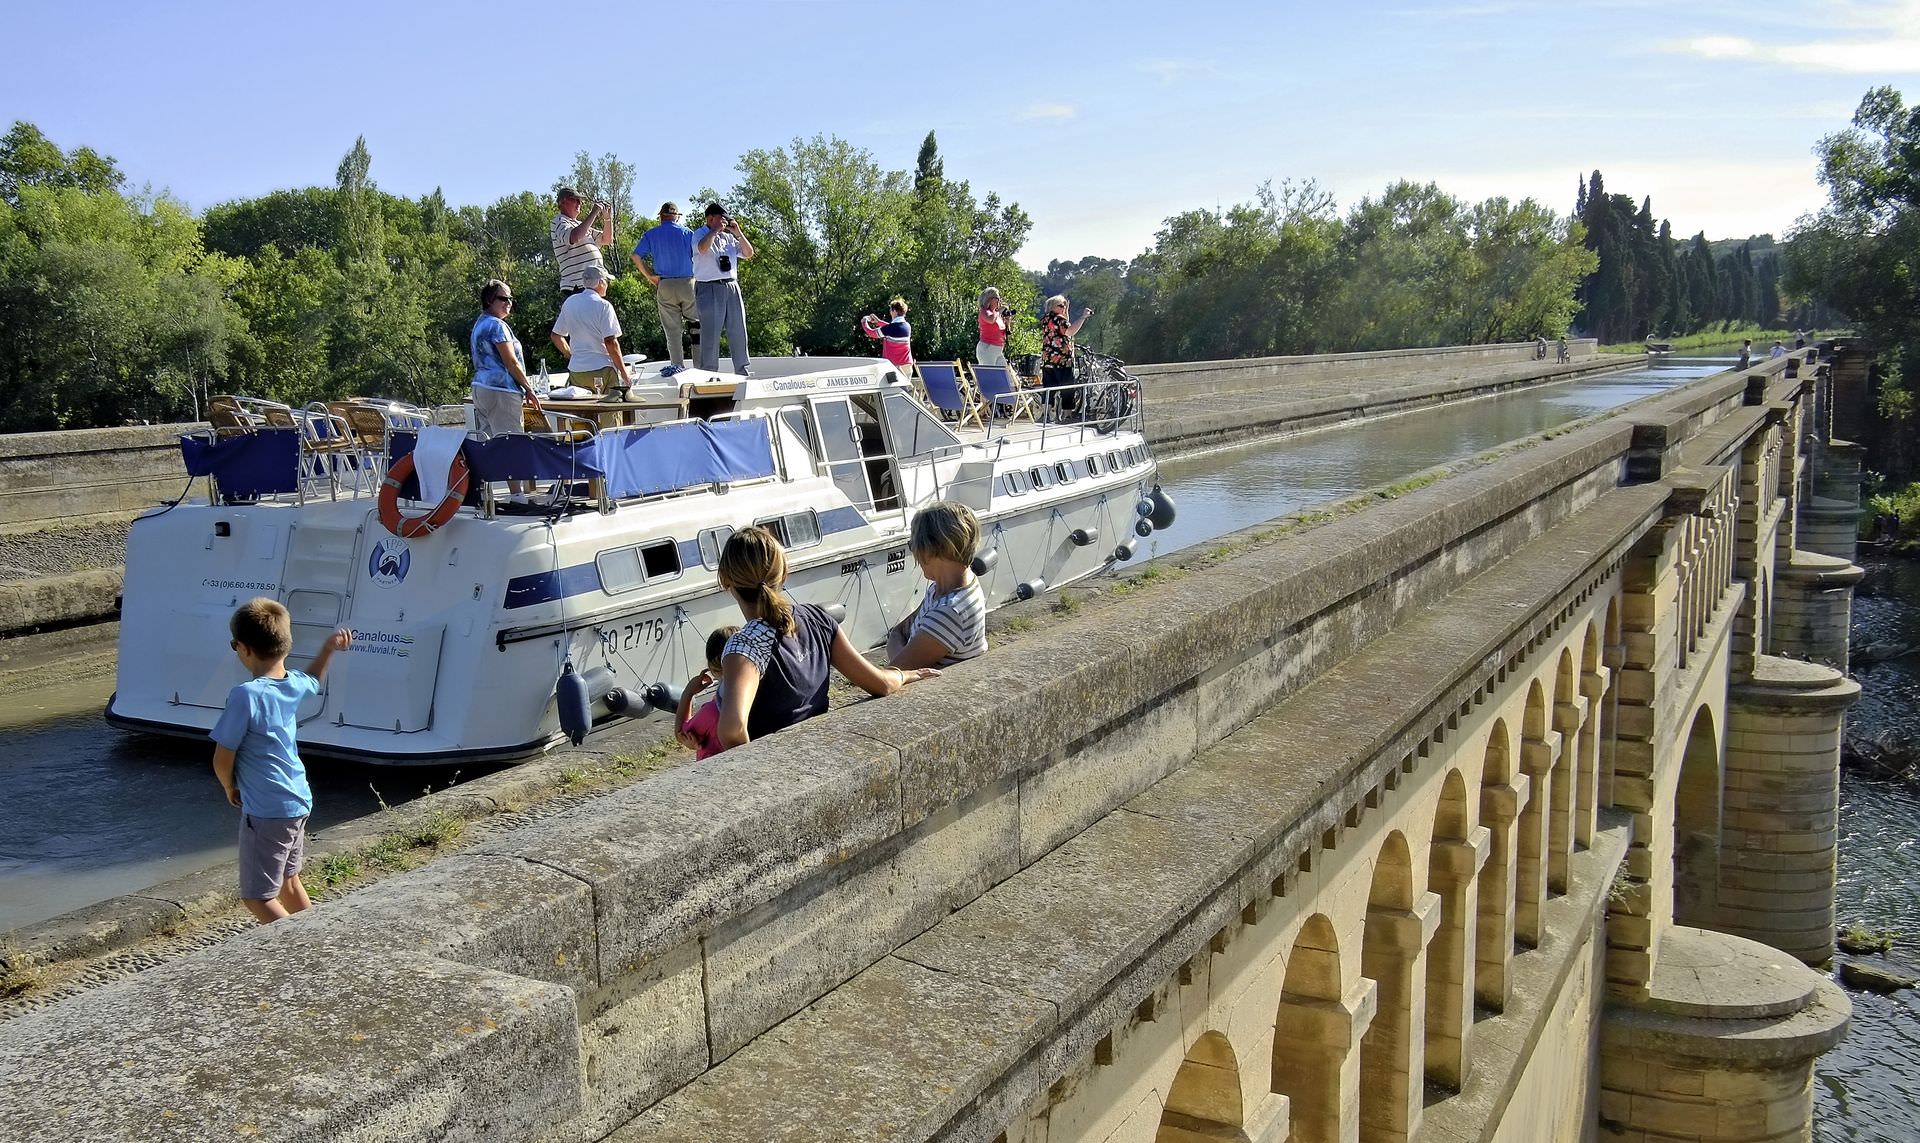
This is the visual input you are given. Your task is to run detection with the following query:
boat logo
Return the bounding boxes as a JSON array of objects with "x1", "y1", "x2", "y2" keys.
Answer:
[{"x1": 368, "y1": 537, "x2": 411, "y2": 588}]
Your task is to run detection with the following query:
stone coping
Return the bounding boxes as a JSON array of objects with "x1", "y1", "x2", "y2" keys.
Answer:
[
  {"x1": 1129, "y1": 339, "x2": 1600, "y2": 379},
  {"x1": 0, "y1": 421, "x2": 200, "y2": 460}
]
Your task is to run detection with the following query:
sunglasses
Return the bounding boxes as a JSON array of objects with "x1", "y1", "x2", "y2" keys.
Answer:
[{"x1": 497, "y1": 296, "x2": 515, "y2": 304}]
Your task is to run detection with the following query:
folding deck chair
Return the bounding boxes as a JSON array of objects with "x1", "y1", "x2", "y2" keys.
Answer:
[
  {"x1": 970, "y1": 363, "x2": 1037, "y2": 424},
  {"x1": 916, "y1": 361, "x2": 985, "y2": 430}
]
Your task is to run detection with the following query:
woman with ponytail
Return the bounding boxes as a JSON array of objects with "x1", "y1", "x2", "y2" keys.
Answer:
[{"x1": 714, "y1": 526, "x2": 938, "y2": 749}]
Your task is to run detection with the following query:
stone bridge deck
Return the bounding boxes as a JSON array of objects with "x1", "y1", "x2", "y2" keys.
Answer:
[{"x1": 0, "y1": 346, "x2": 1864, "y2": 1143}]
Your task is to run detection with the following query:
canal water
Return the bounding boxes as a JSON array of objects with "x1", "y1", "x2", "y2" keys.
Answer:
[{"x1": 2, "y1": 353, "x2": 1909, "y2": 1136}]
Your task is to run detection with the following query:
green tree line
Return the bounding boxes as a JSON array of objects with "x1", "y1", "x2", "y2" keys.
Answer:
[
  {"x1": 1037, "y1": 179, "x2": 1598, "y2": 364},
  {"x1": 0, "y1": 124, "x2": 1033, "y2": 433}
]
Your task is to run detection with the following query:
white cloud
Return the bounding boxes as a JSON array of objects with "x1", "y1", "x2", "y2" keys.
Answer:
[
  {"x1": 1019, "y1": 102, "x2": 1078, "y2": 121},
  {"x1": 1657, "y1": 0, "x2": 1920, "y2": 73},
  {"x1": 1139, "y1": 58, "x2": 1213, "y2": 85},
  {"x1": 1659, "y1": 32, "x2": 1920, "y2": 72}
]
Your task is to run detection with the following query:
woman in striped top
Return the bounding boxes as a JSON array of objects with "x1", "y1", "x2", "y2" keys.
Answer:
[
  {"x1": 860, "y1": 297, "x2": 914, "y2": 371},
  {"x1": 888, "y1": 501, "x2": 988, "y2": 670}
]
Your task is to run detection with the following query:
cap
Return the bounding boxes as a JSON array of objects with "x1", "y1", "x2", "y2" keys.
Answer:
[
  {"x1": 557, "y1": 186, "x2": 583, "y2": 203},
  {"x1": 579, "y1": 266, "x2": 612, "y2": 286}
]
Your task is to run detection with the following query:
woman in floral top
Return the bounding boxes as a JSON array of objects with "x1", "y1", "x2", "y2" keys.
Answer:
[{"x1": 1041, "y1": 294, "x2": 1093, "y2": 416}]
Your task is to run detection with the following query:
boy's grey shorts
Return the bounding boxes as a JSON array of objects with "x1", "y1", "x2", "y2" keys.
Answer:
[{"x1": 238, "y1": 814, "x2": 308, "y2": 900}]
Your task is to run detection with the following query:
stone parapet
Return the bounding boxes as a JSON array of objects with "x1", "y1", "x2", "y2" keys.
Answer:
[{"x1": 0, "y1": 422, "x2": 198, "y2": 530}]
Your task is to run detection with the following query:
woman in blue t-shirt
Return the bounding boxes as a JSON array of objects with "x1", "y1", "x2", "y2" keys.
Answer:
[{"x1": 713, "y1": 526, "x2": 938, "y2": 749}]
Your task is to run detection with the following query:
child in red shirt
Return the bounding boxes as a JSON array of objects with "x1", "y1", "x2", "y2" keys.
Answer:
[{"x1": 675, "y1": 626, "x2": 739, "y2": 759}]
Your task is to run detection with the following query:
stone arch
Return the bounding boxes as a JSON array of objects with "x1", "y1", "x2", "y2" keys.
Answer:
[
  {"x1": 1547, "y1": 649, "x2": 1579, "y2": 893},
  {"x1": 1673, "y1": 706, "x2": 1722, "y2": 929},
  {"x1": 1156, "y1": 1030, "x2": 1246, "y2": 1143},
  {"x1": 1476, "y1": 719, "x2": 1519, "y2": 1010},
  {"x1": 1361, "y1": 833, "x2": 1432, "y2": 1142},
  {"x1": 1426, "y1": 770, "x2": 1481, "y2": 1091},
  {"x1": 1515, "y1": 680, "x2": 1554, "y2": 945},
  {"x1": 1274, "y1": 915, "x2": 1355, "y2": 1143}
]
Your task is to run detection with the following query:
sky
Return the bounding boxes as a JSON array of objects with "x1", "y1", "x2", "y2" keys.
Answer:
[{"x1": 4, "y1": 0, "x2": 1917, "y2": 269}]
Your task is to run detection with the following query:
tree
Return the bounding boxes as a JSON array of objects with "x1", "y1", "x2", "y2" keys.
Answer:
[{"x1": 1786, "y1": 84, "x2": 1920, "y2": 477}]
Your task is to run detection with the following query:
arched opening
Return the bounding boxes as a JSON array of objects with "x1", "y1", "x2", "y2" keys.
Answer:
[
  {"x1": 1576, "y1": 623, "x2": 1605, "y2": 847},
  {"x1": 1599, "y1": 597, "x2": 1622, "y2": 809},
  {"x1": 1548, "y1": 650, "x2": 1579, "y2": 892},
  {"x1": 1361, "y1": 832, "x2": 1426, "y2": 1143},
  {"x1": 1157, "y1": 1030, "x2": 1246, "y2": 1143},
  {"x1": 1426, "y1": 770, "x2": 1477, "y2": 1091},
  {"x1": 1274, "y1": 915, "x2": 1348, "y2": 1143},
  {"x1": 1475, "y1": 719, "x2": 1517, "y2": 1011},
  {"x1": 1673, "y1": 707, "x2": 1722, "y2": 929},
  {"x1": 1515, "y1": 681, "x2": 1553, "y2": 946}
]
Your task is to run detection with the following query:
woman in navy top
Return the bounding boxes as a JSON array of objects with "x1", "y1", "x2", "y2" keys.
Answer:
[{"x1": 714, "y1": 527, "x2": 939, "y2": 748}]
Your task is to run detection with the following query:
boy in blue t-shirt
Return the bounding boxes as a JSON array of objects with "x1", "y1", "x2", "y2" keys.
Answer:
[{"x1": 210, "y1": 598, "x2": 350, "y2": 924}]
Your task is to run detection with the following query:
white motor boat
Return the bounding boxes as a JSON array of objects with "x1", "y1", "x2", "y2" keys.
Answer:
[{"x1": 106, "y1": 356, "x2": 1175, "y2": 764}]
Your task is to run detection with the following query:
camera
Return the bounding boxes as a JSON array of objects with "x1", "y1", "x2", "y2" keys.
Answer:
[{"x1": 716, "y1": 254, "x2": 733, "y2": 273}]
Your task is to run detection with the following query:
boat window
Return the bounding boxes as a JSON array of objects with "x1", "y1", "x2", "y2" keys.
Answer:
[
  {"x1": 812, "y1": 398, "x2": 874, "y2": 510},
  {"x1": 596, "y1": 538, "x2": 682, "y2": 595},
  {"x1": 1107, "y1": 450, "x2": 1123, "y2": 471},
  {"x1": 1005, "y1": 469, "x2": 1029, "y2": 495},
  {"x1": 756, "y1": 510, "x2": 822, "y2": 551},
  {"x1": 1030, "y1": 465, "x2": 1055, "y2": 490},
  {"x1": 779, "y1": 407, "x2": 816, "y2": 460},
  {"x1": 1055, "y1": 462, "x2": 1075, "y2": 485},
  {"x1": 881, "y1": 390, "x2": 960, "y2": 460},
  {"x1": 1123, "y1": 446, "x2": 1139, "y2": 466},
  {"x1": 1086, "y1": 455, "x2": 1102, "y2": 476},
  {"x1": 697, "y1": 526, "x2": 733, "y2": 570}
]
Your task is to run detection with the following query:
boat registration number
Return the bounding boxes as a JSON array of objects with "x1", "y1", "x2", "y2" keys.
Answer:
[{"x1": 616, "y1": 618, "x2": 667, "y2": 649}]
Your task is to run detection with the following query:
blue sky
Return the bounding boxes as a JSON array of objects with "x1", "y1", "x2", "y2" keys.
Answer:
[{"x1": 5, "y1": 1, "x2": 1916, "y2": 268}]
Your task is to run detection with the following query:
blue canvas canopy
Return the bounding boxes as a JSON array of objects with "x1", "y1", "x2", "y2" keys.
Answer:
[
  {"x1": 588, "y1": 419, "x2": 775, "y2": 499},
  {"x1": 180, "y1": 429, "x2": 301, "y2": 499}
]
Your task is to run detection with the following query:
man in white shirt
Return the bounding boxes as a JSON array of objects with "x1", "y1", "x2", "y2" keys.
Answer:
[
  {"x1": 550, "y1": 267, "x2": 631, "y2": 395},
  {"x1": 692, "y1": 201, "x2": 755, "y2": 376},
  {"x1": 550, "y1": 187, "x2": 613, "y2": 298}
]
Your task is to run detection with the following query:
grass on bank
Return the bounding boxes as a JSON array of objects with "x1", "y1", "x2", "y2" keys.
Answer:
[{"x1": 1597, "y1": 327, "x2": 1826, "y2": 354}]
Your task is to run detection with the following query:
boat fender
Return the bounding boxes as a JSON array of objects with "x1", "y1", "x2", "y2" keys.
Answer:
[
  {"x1": 1016, "y1": 577, "x2": 1047, "y2": 601},
  {"x1": 1137, "y1": 497, "x2": 1156, "y2": 517},
  {"x1": 604, "y1": 686, "x2": 637, "y2": 716},
  {"x1": 822, "y1": 602, "x2": 848, "y2": 624},
  {"x1": 1148, "y1": 485, "x2": 1177, "y2": 530},
  {"x1": 1113, "y1": 537, "x2": 1139, "y2": 562},
  {"x1": 556, "y1": 662, "x2": 592, "y2": 746},
  {"x1": 1135, "y1": 518, "x2": 1154, "y2": 538},
  {"x1": 1069, "y1": 527, "x2": 1099, "y2": 547},
  {"x1": 969, "y1": 547, "x2": 1000, "y2": 575},
  {"x1": 378, "y1": 451, "x2": 470, "y2": 539},
  {"x1": 641, "y1": 681, "x2": 684, "y2": 713}
]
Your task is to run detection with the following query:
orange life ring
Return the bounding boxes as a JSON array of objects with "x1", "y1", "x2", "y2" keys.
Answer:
[{"x1": 378, "y1": 450, "x2": 470, "y2": 538}]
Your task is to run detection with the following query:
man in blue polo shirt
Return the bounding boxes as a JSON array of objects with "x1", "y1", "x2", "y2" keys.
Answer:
[{"x1": 631, "y1": 201, "x2": 699, "y2": 376}]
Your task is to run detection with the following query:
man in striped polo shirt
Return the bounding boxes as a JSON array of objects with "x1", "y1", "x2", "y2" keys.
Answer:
[{"x1": 550, "y1": 187, "x2": 614, "y2": 297}]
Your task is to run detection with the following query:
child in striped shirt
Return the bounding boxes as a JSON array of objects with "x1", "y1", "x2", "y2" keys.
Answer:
[{"x1": 888, "y1": 501, "x2": 987, "y2": 669}]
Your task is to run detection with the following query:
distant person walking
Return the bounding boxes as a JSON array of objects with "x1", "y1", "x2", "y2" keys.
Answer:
[
  {"x1": 1556, "y1": 336, "x2": 1569, "y2": 364},
  {"x1": 1738, "y1": 339, "x2": 1753, "y2": 370},
  {"x1": 1770, "y1": 340, "x2": 1786, "y2": 359},
  {"x1": 860, "y1": 297, "x2": 914, "y2": 372},
  {"x1": 551, "y1": 187, "x2": 614, "y2": 298},
  {"x1": 550, "y1": 266, "x2": 631, "y2": 395},
  {"x1": 632, "y1": 201, "x2": 699, "y2": 376},
  {"x1": 1041, "y1": 294, "x2": 1092, "y2": 416},
  {"x1": 977, "y1": 287, "x2": 1011, "y2": 368},
  {"x1": 210, "y1": 598, "x2": 350, "y2": 925},
  {"x1": 692, "y1": 202, "x2": 755, "y2": 376}
]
